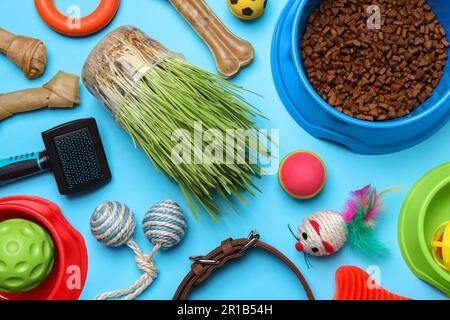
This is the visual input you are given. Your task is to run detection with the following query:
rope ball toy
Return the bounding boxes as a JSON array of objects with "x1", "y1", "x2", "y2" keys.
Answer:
[{"x1": 90, "y1": 200, "x2": 187, "y2": 300}]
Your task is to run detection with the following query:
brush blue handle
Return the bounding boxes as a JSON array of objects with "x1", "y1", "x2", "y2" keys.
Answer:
[{"x1": 0, "y1": 152, "x2": 50, "y2": 184}]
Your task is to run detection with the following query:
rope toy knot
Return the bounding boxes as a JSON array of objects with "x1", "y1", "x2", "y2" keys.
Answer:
[
  {"x1": 90, "y1": 200, "x2": 187, "y2": 300},
  {"x1": 135, "y1": 253, "x2": 158, "y2": 276}
]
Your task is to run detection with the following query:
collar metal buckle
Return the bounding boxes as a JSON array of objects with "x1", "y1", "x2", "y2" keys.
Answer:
[
  {"x1": 241, "y1": 230, "x2": 260, "y2": 252},
  {"x1": 189, "y1": 256, "x2": 220, "y2": 265},
  {"x1": 189, "y1": 231, "x2": 260, "y2": 266}
]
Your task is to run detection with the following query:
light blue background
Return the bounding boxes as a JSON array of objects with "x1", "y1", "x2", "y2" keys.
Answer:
[{"x1": 0, "y1": 0, "x2": 449, "y2": 300}]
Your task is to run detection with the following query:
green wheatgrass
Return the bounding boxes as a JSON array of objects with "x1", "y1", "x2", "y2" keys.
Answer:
[{"x1": 83, "y1": 27, "x2": 270, "y2": 219}]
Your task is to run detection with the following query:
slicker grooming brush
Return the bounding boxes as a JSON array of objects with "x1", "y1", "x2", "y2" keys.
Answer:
[{"x1": 0, "y1": 118, "x2": 111, "y2": 194}]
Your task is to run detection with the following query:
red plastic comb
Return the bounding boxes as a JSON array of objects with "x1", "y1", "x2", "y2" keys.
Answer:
[{"x1": 333, "y1": 266, "x2": 412, "y2": 300}]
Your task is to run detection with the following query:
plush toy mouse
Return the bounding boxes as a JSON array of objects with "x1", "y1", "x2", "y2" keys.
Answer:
[{"x1": 291, "y1": 185, "x2": 396, "y2": 259}]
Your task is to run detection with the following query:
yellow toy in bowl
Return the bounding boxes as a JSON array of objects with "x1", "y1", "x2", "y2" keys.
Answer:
[
  {"x1": 227, "y1": 0, "x2": 267, "y2": 20},
  {"x1": 431, "y1": 221, "x2": 450, "y2": 272}
]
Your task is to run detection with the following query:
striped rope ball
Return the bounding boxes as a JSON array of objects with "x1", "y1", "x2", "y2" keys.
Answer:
[
  {"x1": 142, "y1": 200, "x2": 187, "y2": 250},
  {"x1": 91, "y1": 201, "x2": 136, "y2": 247}
]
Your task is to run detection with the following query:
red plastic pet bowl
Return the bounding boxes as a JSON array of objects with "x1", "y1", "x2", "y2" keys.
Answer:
[{"x1": 0, "y1": 196, "x2": 87, "y2": 300}]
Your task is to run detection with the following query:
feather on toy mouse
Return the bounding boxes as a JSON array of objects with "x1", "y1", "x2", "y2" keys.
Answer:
[{"x1": 291, "y1": 185, "x2": 395, "y2": 258}]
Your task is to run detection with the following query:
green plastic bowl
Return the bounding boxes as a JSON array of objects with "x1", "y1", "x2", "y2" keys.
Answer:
[{"x1": 399, "y1": 162, "x2": 450, "y2": 297}]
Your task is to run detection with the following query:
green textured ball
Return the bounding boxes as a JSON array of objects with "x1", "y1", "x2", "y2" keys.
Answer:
[{"x1": 0, "y1": 219, "x2": 55, "y2": 293}]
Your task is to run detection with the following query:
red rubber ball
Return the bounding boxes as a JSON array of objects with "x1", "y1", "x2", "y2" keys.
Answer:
[{"x1": 278, "y1": 151, "x2": 326, "y2": 199}]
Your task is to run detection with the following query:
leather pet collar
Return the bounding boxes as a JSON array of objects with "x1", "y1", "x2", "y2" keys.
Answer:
[{"x1": 173, "y1": 231, "x2": 315, "y2": 300}]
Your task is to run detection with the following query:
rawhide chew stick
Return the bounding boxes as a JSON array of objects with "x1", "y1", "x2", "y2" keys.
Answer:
[
  {"x1": 168, "y1": 0, "x2": 254, "y2": 78},
  {"x1": 0, "y1": 71, "x2": 80, "y2": 121},
  {"x1": 0, "y1": 28, "x2": 47, "y2": 79}
]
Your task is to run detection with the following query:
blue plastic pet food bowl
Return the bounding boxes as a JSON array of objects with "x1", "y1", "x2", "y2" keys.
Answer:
[{"x1": 272, "y1": 0, "x2": 450, "y2": 155}]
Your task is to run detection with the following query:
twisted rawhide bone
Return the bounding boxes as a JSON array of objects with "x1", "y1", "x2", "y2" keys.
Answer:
[
  {"x1": 0, "y1": 71, "x2": 80, "y2": 121},
  {"x1": 0, "y1": 28, "x2": 47, "y2": 79},
  {"x1": 169, "y1": 0, "x2": 254, "y2": 78}
]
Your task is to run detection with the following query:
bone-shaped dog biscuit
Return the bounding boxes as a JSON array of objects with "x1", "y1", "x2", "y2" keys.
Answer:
[{"x1": 169, "y1": 0, "x2": 254, "y2": 78}]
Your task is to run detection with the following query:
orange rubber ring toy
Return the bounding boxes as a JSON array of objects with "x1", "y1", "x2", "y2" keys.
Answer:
[{"x1": 34, "y1": 0, "x2": 120, "y2": 37}]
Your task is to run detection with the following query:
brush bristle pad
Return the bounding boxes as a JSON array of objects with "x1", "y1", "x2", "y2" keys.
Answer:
[{"x1": 54, "y1": 129, "x2": 102, "y2": 188}]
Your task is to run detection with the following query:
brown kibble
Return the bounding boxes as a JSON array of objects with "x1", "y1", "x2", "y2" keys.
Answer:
[
  {"x1": 414, "y1": 37, "x2": 425, "y2": 46},
  {"x1": 301, "y1": 0, "x2": 448, "y2": 122},
  {"x1": 423, "y1": 40, "x2": 433, "y2": 50},
  {"x1": 356, "y1": 114, "x2": 374, "y2": 121},
  {"x1": 343, "y1": 109, "x2": 353, "y2": 117}
]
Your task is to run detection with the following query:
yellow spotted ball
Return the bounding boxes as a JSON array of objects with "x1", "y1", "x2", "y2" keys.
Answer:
[{"x1": 227, "y1": 0, "x2": 268, "y2": 20}]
